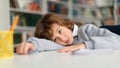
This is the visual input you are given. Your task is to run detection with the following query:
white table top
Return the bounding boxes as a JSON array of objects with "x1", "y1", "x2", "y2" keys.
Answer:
[{"x1": 1, "y1": 50, "x2": 120, "y2": 68}]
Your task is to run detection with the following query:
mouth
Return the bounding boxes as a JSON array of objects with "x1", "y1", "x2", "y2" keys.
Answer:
[{"x1": 65, "y1": 38, "x2": 69, "y2": 44}]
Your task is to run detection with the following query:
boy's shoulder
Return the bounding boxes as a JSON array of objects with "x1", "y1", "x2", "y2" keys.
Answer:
[
  {"x1": 82, "y1": 24, "x2": 95, "y2": 27},
  {"x1": 78, "y1": 24, "x2": 97, "y2": 32},
  {"x1": 80, "y1": 24, "x2": 96, "y2": 29}
]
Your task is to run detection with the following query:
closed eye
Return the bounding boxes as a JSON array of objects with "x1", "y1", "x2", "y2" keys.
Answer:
[
  {"x1": 58, "y1": 29, "x2": 62, "y2": 34},
  {"x1": 53, "y1": 38, "x2": 56, "y2": 42},
  {"x1": 53, "y1": 27, "x2": 62, "y2": 42}
]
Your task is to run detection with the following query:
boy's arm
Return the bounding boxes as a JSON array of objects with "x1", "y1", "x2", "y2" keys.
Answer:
[
  {"x1": 27, "y1": 37, "x2": 63, "y2": 53},
  {"x1": 79, "y1": 24, "x2": 120, "y2": 49}
]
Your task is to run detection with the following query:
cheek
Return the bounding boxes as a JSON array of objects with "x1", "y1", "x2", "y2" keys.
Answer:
[
  {"x1": 70, "y1": 37, "x2": 74, "y2": 44},
  {"x1": 63, "y1": 29, "x2": 72, "y2": 35},
  {"x1": 68, "y1": 31, "x2": 74, "y2": 44},
  {"x1": 66, "y1": 30, "x2": 73, "y2": 37}
]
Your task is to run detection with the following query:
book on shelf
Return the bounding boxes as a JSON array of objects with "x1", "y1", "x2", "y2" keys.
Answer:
[
  {"x1": 18, "y1": 15, "x2": 27, "y2": 26},
  {"x1": 103, "y1": 18, "x2": 115, "y2": 25},
  {"x1": 72, "y1": 0, "x2": 95, "y2": 6},
  {"x1": 48, "y1": 1, "x2": 68, "y2": 15},
  {"x1": 117, "y1": 0, "x2": 120, "y2": 3},
  {"x1": 49, "y1": 0, "x2": 68, "y2": 2},
  {"x1": 10, "y1": 0, "x2": 19, "y2": 8},
  {"x1": 117, "y1": 7, "x2": 120, "y2": 17},
  {"x1": 13, "y1": 33, "x2": 22, "y2": 44},
  {"x1": 60, "y1": 6, "x2": 68, "y2": 15},
  {"x1": 95, "y1": 0, "x2": 113, "y2": 7},
  {"x1": 59, "y1": 0, "x2": 68, "y2": 2},
  {"x1": 73, "y1": 7, "x2": 113, "y2": 19},
  {"x1": 100, "y1": 7, "x2": 113, "y2": 18},
  {"x1": 28, "y1": 2, "x2": 41, "y2": 11},
  {"x1": 48, "y1": 2, "x2": 61, "y2": 14},
  {"x1": 72, "y1": 8, "x2": 79, "y2": 17},
  {"x1": 10, "y1": 12, "x2": 41, "y2": 27},
  {"x1": 23, "y1": 13, "x2": 41, "y2": 26},
  {"x1": 93, "y1": 9, "x2": 102, "y2": 18},
  {"x1": 17, "y1": 0, "x2": 33, "y2": 9},
  {"x1": 10, "y1": 0, "x2": 41, "y2": 12},
  {"x1": 13, "y1": 32, "x2": 33, "y2": 44}
]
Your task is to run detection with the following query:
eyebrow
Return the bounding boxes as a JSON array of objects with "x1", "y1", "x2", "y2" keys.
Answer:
[{"x1": 56, "y1": 27, "x2": 59, "y2": 33}]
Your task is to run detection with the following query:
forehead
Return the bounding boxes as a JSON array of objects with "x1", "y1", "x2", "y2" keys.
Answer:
[{"x1": 51, "y1": 24, "x2": 61, "y2": 29}]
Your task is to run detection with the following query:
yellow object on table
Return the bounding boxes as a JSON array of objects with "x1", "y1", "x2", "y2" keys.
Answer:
[{"x1": 0, "y1": 31, "x2": 14, "y2": 59}]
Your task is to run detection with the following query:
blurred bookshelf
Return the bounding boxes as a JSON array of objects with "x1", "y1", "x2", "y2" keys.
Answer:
[
  {"x1": 115, "y1": 0, "x2": 120, "y2": 25},
  {"x1": 9, "y1": 0, "x2": 119, "y2": 44}
]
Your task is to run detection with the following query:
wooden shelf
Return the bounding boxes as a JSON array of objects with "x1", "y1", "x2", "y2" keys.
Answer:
[
  {"x1": 15, "y1": 26, "x2": 35, "y2": 33},
  {"x1": 73, "y1": 4, "x2": 113, "y2": 9},
  {"x1": 10, "y1": 8, "x2": 45, "y2": 15},
  {"x1": 47, "y1": 0, "x2": 69, "y2": 6}
]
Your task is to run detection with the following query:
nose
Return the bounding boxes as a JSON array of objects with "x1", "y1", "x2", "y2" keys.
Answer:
[{"x1": 57, "y1": 34, "x2": 66, "y2": 42}]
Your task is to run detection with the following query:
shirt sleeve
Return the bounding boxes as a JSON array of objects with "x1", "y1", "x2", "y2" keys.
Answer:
[
  {"x1": 27, "y1": 37, "x2": 63, "y2": 54},
  {"x1": 80, "y1": 24, "x2": 120, "y2": 49}
]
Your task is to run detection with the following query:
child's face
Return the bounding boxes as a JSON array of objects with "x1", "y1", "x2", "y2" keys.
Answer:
[{"x1": 51, "y1": 24, "x2": 73, "y2": 46}]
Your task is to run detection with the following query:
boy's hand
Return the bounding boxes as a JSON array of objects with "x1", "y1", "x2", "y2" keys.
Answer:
[
  {"x1": 16, "y1": 42, "x2": 34, "y2": 55},
  {"x1": 58, "y1": 43, "x2": 86, "y2": 53}
]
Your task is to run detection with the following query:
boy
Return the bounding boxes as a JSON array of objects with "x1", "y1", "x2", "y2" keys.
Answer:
[{"x1": 16, "y1": 13, "x2": 120, "y2": 55}]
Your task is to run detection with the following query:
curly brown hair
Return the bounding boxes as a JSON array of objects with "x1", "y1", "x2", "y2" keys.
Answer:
[{"x1": 34, "y1": 13, "x2": 74, "y2": 40}]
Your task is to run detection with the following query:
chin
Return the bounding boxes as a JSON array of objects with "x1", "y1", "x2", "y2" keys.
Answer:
[
  {"x1": 69, "y1": 40, "x2": 73, "y2": 44},
  {"x1": 67, "y1": 42, "x2": 72, "y2": 45}
]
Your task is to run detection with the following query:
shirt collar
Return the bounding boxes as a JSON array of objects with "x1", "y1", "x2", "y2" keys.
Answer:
[{"x1": 72, "y1": 24, "x2": 78, "y2": 37}]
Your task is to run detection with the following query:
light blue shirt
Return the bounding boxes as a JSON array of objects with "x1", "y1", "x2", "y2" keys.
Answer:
[{"x1": 27, "y1": 24, "x2": 120, "y2": 54}]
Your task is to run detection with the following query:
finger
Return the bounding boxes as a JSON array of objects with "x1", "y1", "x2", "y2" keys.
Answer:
[
  {"x1": 58, "y1": 47, "x2": 71, "y2": 52},
  {"x1": 23, "y1": 43, "x2": 35, "y2": 54},
  {"x1": 19, "y1": 42, "x2": 26, "y2": 54},
  {"x1": 23, "y1": 45, "x2": 29, "y2": 54},
  {"x1": 58, "y1": 46, "x2": 79, "y2": 53},
  {"x1": 29, "y1": 46, "x2": 34, "y2": 51},
  {"x1": 16, "y1": 44, "x2": 23, "y2": 54},
  {"x1": 16, "y1": 45, "x2": 21, "y2": 54},
  {"x1": 16, "y1": 42, "x2": 26, "y2": 55},
  {"x1": 67, "y1": 46, "x2": 81, "y2": 52}
]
